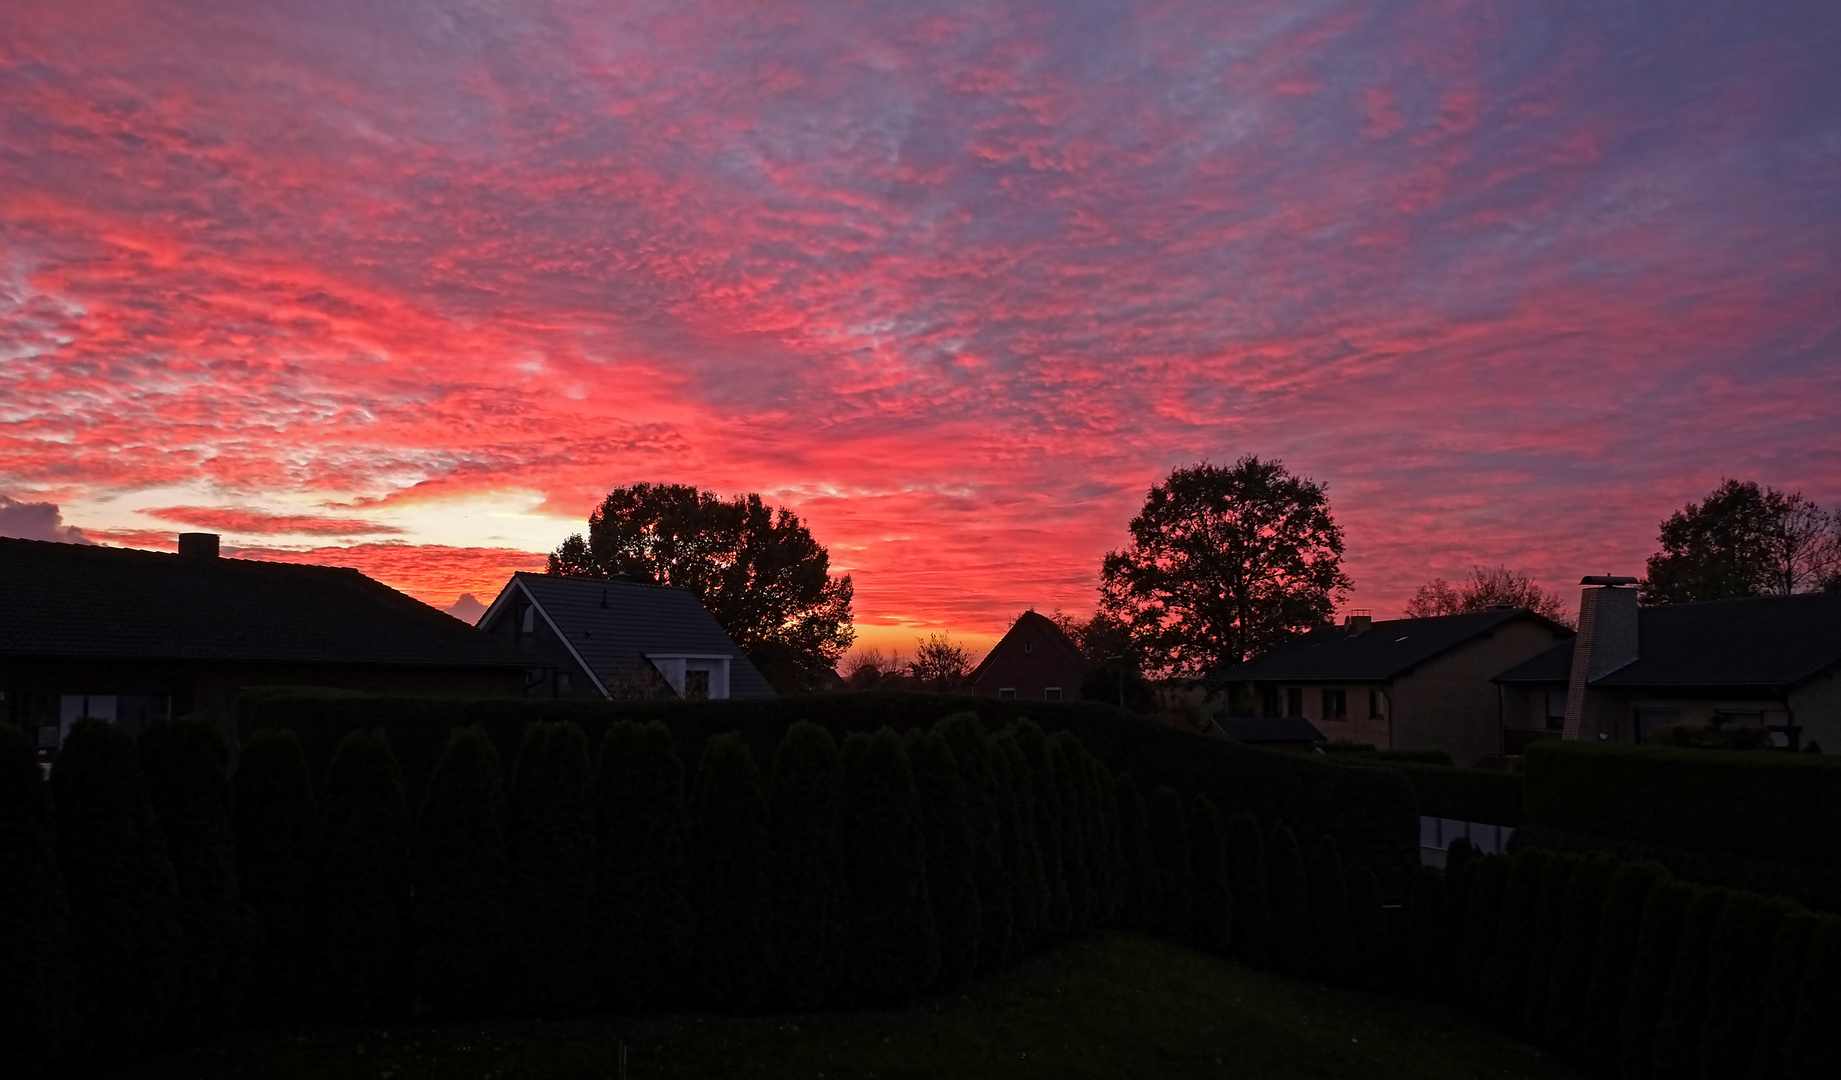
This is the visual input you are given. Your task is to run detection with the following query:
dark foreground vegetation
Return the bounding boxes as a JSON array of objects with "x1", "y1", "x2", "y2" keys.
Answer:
[{"x1": 117, "y1": 934, "x2": 1580, "y2": 1080}]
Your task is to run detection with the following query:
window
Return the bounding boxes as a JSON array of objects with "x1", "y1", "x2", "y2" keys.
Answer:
[
  {"x1": 1633, "y1": 708, "x2": 1680, "y2": 745},
  {"x1": 516, "y1": 604, "x2": 535, "y2": 642},
  {"x1": 1261, "y1": 686, "x2": 1281, "y2": 717},
  {"x1": 998, "y1": 688, "x2": 1016, "y2": 700},
  {"x1": 1044, "y1": 687, "x2": 1062, "y2": 702},
  {"x1": 556, "y1": 672, "x2": 572, "y2": 697},
  {"x1": 1321, "y1": 688, "x2": 1347, "y2": 720},
  {"x1": 1024, "y1": 640, "x2": 1034, "y2": 654},
  {"x1": 1546, "y1": 689, "x2": 1568, "y2": 730},
  {"x1": 1369, "y1": 689, "x2": 1386, "y2": 718},
  {"x1": 1285, "y1": 688, "x2": 1303, "y2": 717},
  {"x1": 683, "y1": 669, "x2": 711, "y2": 700}
]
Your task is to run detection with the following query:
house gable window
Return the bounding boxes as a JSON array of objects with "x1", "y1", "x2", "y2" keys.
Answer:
[
  {"x1": 999, "y1": 688, "x2": 1016, "y2": 700},
  {"x1": 1322, "y1": 688, "x2": 1347, "y2": 720}
]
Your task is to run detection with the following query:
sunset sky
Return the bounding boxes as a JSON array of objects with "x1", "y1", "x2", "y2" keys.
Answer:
[{"x1": 3, "y1": 1, "x2": 1839, "y2": 656}]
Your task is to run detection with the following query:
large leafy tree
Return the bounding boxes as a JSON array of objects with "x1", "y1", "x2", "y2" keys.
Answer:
[
  {"x1": 1406, "y1": 565, "x2": 1570, "y2": 624},
  {"x1": 1098, "y1": 456, "x2": 1352, "y2": 677},
  {"x1": 1642, "y1": 479, "x2": 1841, "y2": 603},
  {"x1": 550, "y1": 483, "x2": 855, "y2": 690}
]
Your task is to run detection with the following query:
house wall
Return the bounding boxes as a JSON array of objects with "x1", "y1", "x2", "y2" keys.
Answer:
[
  {"x1": 970, "y1": 626, "x2": 1088, "y2": 701},
  {"x1": 1500, "y1": 683, "x2": 1567, "y2": 734},
  {"x1": 477, "y1": 597, "x2": 594, "y2": 697},
  {"x1": 1790, "y1": 670, "x2": 1841, "y2": 749},
  {"x1": 1389, "y1": 620, "x2": 1568, "y2": 765},
  {"x1": 1293, "y1": 682, "x2": 1391, "y2": 748}
]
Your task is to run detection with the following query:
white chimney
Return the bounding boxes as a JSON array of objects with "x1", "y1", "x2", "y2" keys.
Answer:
[{"x1": 1561, "y1": 575, "x2": 1639, "y2": 741}]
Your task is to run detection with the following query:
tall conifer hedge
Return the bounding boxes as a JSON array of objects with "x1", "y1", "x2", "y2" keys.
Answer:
[
  {"x1": 1749, "y1": 911, "x2": 1818, "y2": 1080},
  {"x1": 1116, "y1": 773, "x2": 1160, "y2": 934},
  {"x1": 1267, "y1": 823, "x2": 1311, "y2": 978},
  {"x1": 1227, "y1": 810, "x2": 1270, "y2": 968},
  {"x1": 233, "y1": 728, "x2": 319, "y2": 1022},
  {"x1": 989, "y1": 734, "x2": 1042, "y2": 959},
  {"x1": 1403, "y1": 865, "x2": 1451, "y2": 996},
  {"x1": 1051, "y1": 732, "x2": 1104, "y2": 934},
  {"x1": 1346, "y1": 863, "x2": 1389, "y2": 993},
  {"x1": 1649, "y1": 886, "x2": 1733, "y2": 1078},
  {"x1": 596, "y1": 721, "x2": 694, "y2": 1010},
  {"x1": 140, "y1": 718, "x2": 249, "y2": 1041},
  {"x1": 0, "y1": 723, "x2": 75, "y2": 1078},
  {"x1": 690, "y1": 731, "x2": 775, "y2": 1011},
  {"x1": 1778, "y1": 914, "x2": 1841, "y2": 1080},
  {"x1": 1699, "y1": 896, "x2": 1796, "y2": 1080},
  {"x1": 1615, "y1": 877, "x2": 1695, "y2": 1080},
  {"x1": 54, "y1": 720, "x2": 186, "y2": 1064},
  {"x1": 1307, "y1": 837, "x2": 1353, "y2": 986},
  {"x1": 766, "y1": 721, "x2": 845, "y2": 1010},
  {"x1": 842, "y1": 728, "x2": 939, "y2": 1006},
  {"x1": 414, "y1": 724, "x2": 509, "y2": 1018},
  {"x1": 1012, "y1": 722, "x2": 1070, "y2": 940},
  {"x1": 312, "y1": 728, "x2": 413, "y2": 1022},
  {"x1": 1539, "y1": 852, "x2": 1614, "y2": 1056},
  {"x1": 507, "y1": 722, "x2": 596, "y2": 1014},
  {"x1": 1149, "y1": 786, "x2": 1194, "y2": 943},
  {"x1": 908, "y1": 729, "x2": 982, "y2": 992},
  {"x1": 1520, "y1": 852, "x2": 1579, "y2": 1035},
  {"x1": 1580, "y1": 859, "x2": 1665, "y2": 1073},
  {"x1": 1481, "y1": 847, "x2": 1549, "y2": 1027},
  {"x1": 938, "y1": 714, "x2": 1014, "y2": 965},
  {"x1": 1455, "y1": 854, "x2": 1509, "y2": 999},
  {"x1": 1189, "y1": 794, "x2": 1232, "y2": 954}
]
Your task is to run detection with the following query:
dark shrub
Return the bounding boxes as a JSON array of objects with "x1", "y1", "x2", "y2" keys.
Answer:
[
  {"x1": 1698, "y1": 895, "x2": 1796, "y2": 1080},
  {"x1": 1456, "y1": 853, "x2": 1509, "y2": 1000},
  {"x1": 507, "y1": 722, "x2": 596, "y2": 1014},
  {"x1": 1099, "y1": 768, "x2": 1127, "y2": 925},
  {"x1": 691, "y1": 731, "x2": 775, "y2": 1012},
  {"x1": 233, "y1": 728, "x2": 319, "y2": 1022},
  {"x1": 1480, "y1": 847, "x2": 1549, "y2": 1029},
  {"x1": 1521, "y1": 852, "x2": 1580, "y2": 1036},
  {"x1": 1227, "y1": 810, "x2": 1270, "y2": 968},
  {"x1": 766, "y1": 721, "x2": 845, "y2": 1010},
  {"x1": 1579, "y1": 859, "x2": 1667, "y2": 1073},
  {"x1": 1749, "y1": 911, "x2": 1818, "y2": 1080},
  {"x1": 0, "y1": 723, "x2": 75, "y2": 1078},
  {"x1": 1048, "y1": 735, "x2": 1095, "y2": 934},
  {"x1": 1346, "y1": 863, "x2": 1389, "y2": 993},
  {"x1": 414, "y1": 724, "x2": 508, "y2": 1018},
  {"x1": 312, "y1": 728, "x2": 413, "y2": 1022},
  {"x1": 1616, "y1": 876, "x2": 1695, "y2": 1080},
  {"x1": 1649, "y1": 886, "x2": 1733, "y2": 1079},
  {"x1": 1267, "y1": 823, "x2": 1310, "y2": 978},
  {"x1": 1445, "y1": 837, "x2": 1477, "y2": 925},
  {"x1": 1539, "y1": 852, "x2": 1614, "y2": 1054},
  {"x1": 1011, "y1": 721, "x2": 1070, "y2": 940},
  {"x1": 1781, "y1": 915, "x2": 1841, "y2": 1080},
  {"x1": 908, "y1": 729, "x2": 981, "y2": 992},
  {"x1": 1116, "y1": 773, "x2": 1160, "y2": 934},
  {"x1": 1149, "y1": 786, "x2": 1194, "y2": 943},
  {"x1": 842, "y1": 728, "x2": 939, "y2": 1006},
  {"x1": 989, "y1": 733, "x2": 1043, "y2": 959},
  {"x1": 1308, "y1": 836, "x2": 1354, "y2": 986},
  {"x1": 938, "y1": 714, "x2": 1014, "y2": 964},
  {"x1": 1189, "y1": 794, "x2": 1232, "y2": 954},
  {"x1": 140, "y1": 719, "x2": 250, "y2": 1041},
  {"x1": 596, "y1": 721, "x2": 694, "y2": 1010},
  {"x1": 1403, "y1": 865, "x2": 1451, "y2": 997},
  {"x1": 55, "y1": 720, "x2": 186, "y2": 1064}
]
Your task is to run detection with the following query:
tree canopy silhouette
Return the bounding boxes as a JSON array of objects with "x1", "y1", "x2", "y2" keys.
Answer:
[
  {"x1": 550, "y1": 483, "x2": 855, "y2": 689},
  {"x1": 1406, "y1": 566, "x2": 1570, "y2": 624},
  {"x1": 1098, "y1": 456, "x2": 1351, "y2": 677},
  {"x1": 1641, "y1": 479, "x2": 1841, "y2": 603}
]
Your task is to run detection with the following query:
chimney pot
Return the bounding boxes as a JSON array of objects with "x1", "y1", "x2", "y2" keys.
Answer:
[
  {"x1": 1343, "y1": 610, "x2": 1373, "y2": 634},
  {"x1": 177, "y1": 532, "x2": 220, "y2": 559}
]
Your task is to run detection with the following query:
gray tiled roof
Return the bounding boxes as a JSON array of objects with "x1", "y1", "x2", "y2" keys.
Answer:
[
  {"x1": 1494, "y1": 592, "x2": 1841, "y2": 689},
  {"x1": 1213, "y1": 608, "x2": 1570, "y2": 684},
  {"x1": 1213, "y1": 715, "x2": 1326, "y2": 743},
  {"x1": 503, "y1": 573, "x2": 775, "y2": 697},
  {"x1": 0, "y1": 537, "x2": 526, "y2": 668}
]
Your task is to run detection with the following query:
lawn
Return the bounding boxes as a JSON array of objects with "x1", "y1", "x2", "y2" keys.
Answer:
[{"x1": 121, "y1": 934, "x2": 1579, "y2": 1080}]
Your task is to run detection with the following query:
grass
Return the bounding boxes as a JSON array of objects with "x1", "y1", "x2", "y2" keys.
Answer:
[{"x1": 122, "y1": 934, "x2": 1580, "y2": 1080}]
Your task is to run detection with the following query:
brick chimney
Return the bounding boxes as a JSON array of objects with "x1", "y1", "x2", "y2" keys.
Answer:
[
  {"x1": 1343, "y1": 610, "x2": 1373, "y2": 634},
  {"x1": 1561, "y1": 575, "x2": 1639, "y2": 741},
  {"x1": 178, "y1": 532, "x2": 220, "y2": 559}
]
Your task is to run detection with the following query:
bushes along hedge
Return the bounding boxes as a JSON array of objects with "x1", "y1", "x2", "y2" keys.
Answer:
[
  {"x1": 938, "y1": 714, "x2": 1013, "y2": 965},
  {"x1": 1454, "y1": 852, "x2": 1508, "y2": 1000},
  {"x1": 1616, "y1": 877, "x2": 1694, "y2": 1079},
  {"x1": 691, "y1": 731, "x2": 775, "y2": 1012},
  {"x1": 842, "y1": 728, "x2": 939, "y2": 1006},
  {"x1": 1266, "y1": 823, "x2": 1310, "y2": 979},
  {"x1": 140, "y1": 718, "x2": 250, "y2": 1042},
  {"x1": 1520, "y1": 852, "x2": 1579, "y2": 1036},
  {"x1": 1049, "y1": 735, "x2": 1096, "y2": 935},
  {"x1": 0, "y1": 723, "x2": 75, "y2": 1079},
  {"x1": 1749, "y1": 911, "x2": 1819, "y2": 1080},
  {"x1": 414, "y1": 724, "x2": 509, "y2": 1018},
  {"x1": 988, "y1": 732, "x2": 1042, "y2": 960},
  {"x1": 1227, "y1": 810, "x2": 1270, "y2": 968},
  {"x1": 312, "y1": 728, "x2": 414, "y2": 1022},
  {"x1": 54, "y1": 720, "x2": 187, "y2": 1065},
  {"x1": 1402, "y1": 865, "x2": 1450, "y2": 996},
  {"x1": 766, "y1": 721, "x2": 845, "y2": 1010},
  {"x1": 1782, "y1": 915, "x2": 1841, "y2": 1079},
  {"x1": 1481, "y1": 847, "x2": 1549, "y2": 1029},
  {"x1": 1307, "y1": 837, "x2": 1353, "y2": 986},
  {"x1": 1699, "y1": 895, "x2": 1797, "y2": 1080},
  {"x1": 233, "y1": 728, "x2": 319, "y2": 1021},
  {"x1": 1580, "y1": 859, "x2": 1666, "y2": 1073},
  {"x1": 1346, "y1": 863, "x2": 1388, "y2": 993},
  {"x1": 596, "y1": 721, "x2": 694, "y2": 1009},
  {"x1": 1149, "y1": 786, "x2": 1194, "y2": 944},
  {"x1": 1649, "y1": 886, "x2": 1732, "y2": 1079},
  {"x1": 908, "y1": 729, "x2": 982, "y2": 992},
  {"x1": 1188, "y1": 794, "x2": 1231, "y2": 954},
  {"x1": 1539, "y1": 852, "x2": 1613, "y2": 1056},
  {"x1": 507, "y1": 722, "x2": 596, "y2": 1014},
  {"x1": 1011, "y1": 721, "x2": 1071, "y2": 940},
  {"x1": 1116, "y1": 773, "x2": 1159, "y2": 934}
]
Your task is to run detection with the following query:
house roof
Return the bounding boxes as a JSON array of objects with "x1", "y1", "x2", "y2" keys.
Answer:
[
  {"x1": 967, "y1": 609, "x2": 1091, "y2": 688},
  {"x1": 1212, "y1": 608, "x2": 1572, "y2": 684},
  {"x1": 489, "y1": 572, "x2": 775, "y2": 697},
  {"x1": 1213, "y1": 715, "x2": 1326, "y2": 744},
  {"x1": 0, "y1": 537, "x2": 526, "y2": 668},
  {"x1": 1494, "y1": 592, "x2": 1841, "y2": 690}
]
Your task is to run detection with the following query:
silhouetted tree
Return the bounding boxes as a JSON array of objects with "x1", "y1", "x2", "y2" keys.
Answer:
[
  {"x1": 414, "y1": 725, "x2": 509, "y2": 1018},
  {"x1": 1405, "y1": 565, "x2": 1570, "y2": 624},
  {"x1": 1643, "y1": 479, "x2": 1841, "y2": 603},
  {"x1": 909, "y1": 632, "x2": 974, "y2": 693},
  {"x1": 1098, "y1": 456, "x2": 1352, "y2": 676},
  {"x1": 549, "y1": 483, "x2": 855, "y2": 689}
]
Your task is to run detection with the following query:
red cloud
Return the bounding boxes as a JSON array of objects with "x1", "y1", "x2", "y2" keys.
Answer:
[{"x1": 141, "y1": 506, "x2": 403, "y2": 535}]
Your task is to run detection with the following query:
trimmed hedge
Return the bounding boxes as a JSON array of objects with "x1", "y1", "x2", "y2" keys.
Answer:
[
  {"x1": 766, "y1": 721, "x2": 845, "y2": 1010},
  {"x1": 988, "y1": 732, "x2": 1044, "y2": 960},
  {"x1": 1578, "y1": 858, "x2": 1665, "y2": 1072},
  {"x1": 691, "y1": 731, "x2": 775, "y2": 1011},
  {"x1": 507, "y1": 722, "x2": 597, "y2": 1014},
  {"x1": 0, "y1": 723, "x2": 75, "y2": 1080},
  {"x1": 1511, "y1": 823, "x2": 1841, "y2": 914},
  {"x1": 596, "y1": 721, "x2": 694, "y2": 1009},
  {"x1": 908, "y1": 729, "x2": 981, "y2": 992},
  {"x1": 240, "y1": 689, "x2": 1419, "y2": 895},
  {"x1": 1336, "y1": 758, "x2": 1525, "y2": 827},
  {"x1": 233, "y1": 729, "x2": 319, "y2": 1021},
  {"x1": 1188, "y1": 794, "x2": 1231, "y2": 955},
  {"x1": 414, "y1": 725, "x2": 509, "y2": 1019},
  {"x1": 1750, "y1": 912, "x2": 1819, "y2": 1080},
  {"x1": 312, "y1": 729, "x2": 414, "y2": 1022},
  {"x1": 1524, "y1": 741, "x2": 1841, "y2": 869},
  {"x1": 1266, "y1": 824, "x2": 1310, "y2": 979},
  {"x1": 841, "y1": 728, "x2": 939, "y2": 1006}
]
